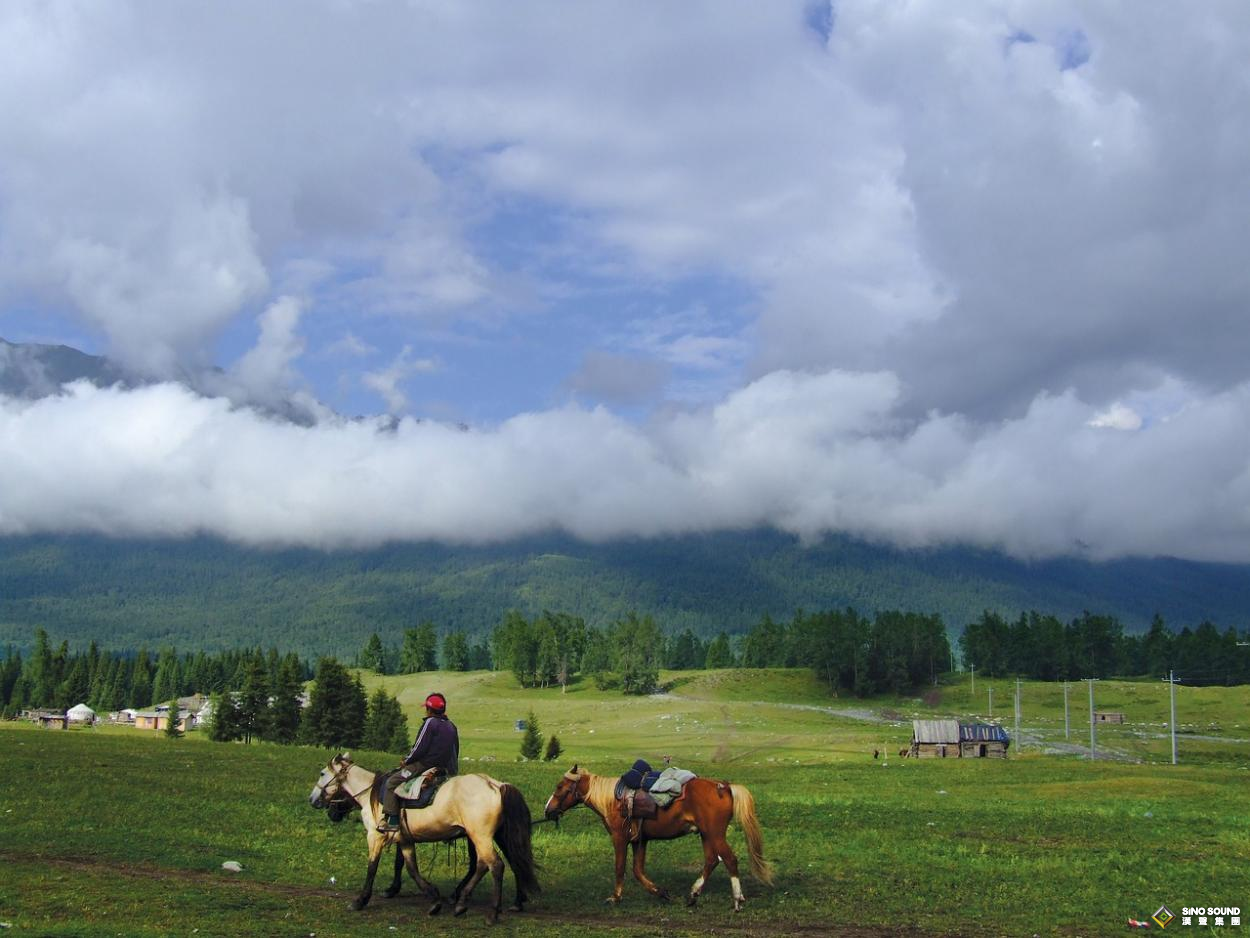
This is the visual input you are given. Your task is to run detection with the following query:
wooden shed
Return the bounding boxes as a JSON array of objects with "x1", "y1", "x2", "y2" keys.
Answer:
[
  {"x1": 909, "y1": 719, "x2": 962, "y2": 758},
  {"x1": 22, "y1": 709, "x2": 67, "y2": 729},
  {"x1": 1094, "y1": 711, "x2": 1125, "y2": 724},
  {"x1": 959, "y1": 722, "x2": 1010, "y2": 758}
]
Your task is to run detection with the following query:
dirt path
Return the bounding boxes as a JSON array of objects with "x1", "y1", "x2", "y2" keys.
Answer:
[{"x1": 1, "y1": 849, "x2": 955, "y2": 937}]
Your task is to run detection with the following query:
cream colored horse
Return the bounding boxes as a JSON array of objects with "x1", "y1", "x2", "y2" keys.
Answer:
[{"x1": 309, "y1": 752, "x2": 539, "y2": 923}]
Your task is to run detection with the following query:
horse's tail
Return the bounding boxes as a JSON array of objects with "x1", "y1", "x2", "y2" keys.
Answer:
[
  {"x1": 495, "y1": 783, "x2": 541, "y2": 895},
  {"x1": 729, "y1": 783, "x2": 773, "y2": 885}
]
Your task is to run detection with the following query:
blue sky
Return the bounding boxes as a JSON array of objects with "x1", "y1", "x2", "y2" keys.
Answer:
[{"x1": 3, "y1": 1, "x2": 1250, "y2": 561}]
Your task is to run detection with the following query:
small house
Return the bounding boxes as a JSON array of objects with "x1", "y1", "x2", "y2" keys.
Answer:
[
  {"x1": 1094, "y1": 711, "x2": 1125, "y2": 724},
  {"x1": 909, "y1": 719, "x2": 962, "y2": 758},
  {"x1": 23, "y1": 709, "x2": 67, "y2": 729},
  {"x1": 959, "y1": 722, "x2": 1010, "y2": 758},
  {"x1": 909, "y1": 720, "x2": 1011, "y2": 758},
  {"x1": 134, "y1": 709, "x2": 192, "y2": 732},
  {"x1": 67, "y1": 703, "x2": 97, "y2": 724}
]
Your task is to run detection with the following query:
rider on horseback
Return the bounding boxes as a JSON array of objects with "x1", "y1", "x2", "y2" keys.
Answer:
[{"x1": 378, "y1": 692, "x2": 459, "y2": 833}]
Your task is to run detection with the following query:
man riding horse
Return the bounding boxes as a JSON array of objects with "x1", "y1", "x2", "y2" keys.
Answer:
[{"x1": 378, "y1": 692, "x2": 459, "y2": 832}]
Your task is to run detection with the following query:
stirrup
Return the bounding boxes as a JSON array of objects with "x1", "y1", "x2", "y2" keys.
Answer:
[{"x1": 377, "y1": 816, "x2": 400, "y2": 833}]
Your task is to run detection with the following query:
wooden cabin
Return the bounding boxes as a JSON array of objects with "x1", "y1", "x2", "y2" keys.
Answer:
[
  {"x1": 22, "y1": 709, "x2": 67, "y2": 729},
  {"x1": 959, "y1": 722, "x2": 1010, "y2": 758},
  {"x1": 1094, "y1": 711, "x2": 1125, "y2": 724},
  {"x1": 909, "y1": 720, "x2": 1010, "y2": 758},
  {"x1": 910, "y1": 719, "x2": 961, "y2": 758}
]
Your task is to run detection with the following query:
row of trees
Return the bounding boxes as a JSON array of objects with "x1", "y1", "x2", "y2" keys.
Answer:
[
  {"x1": 357, "y1": 623, "x2": 492, "y2": 675},
  {"x1": 959, "y1": 612, "x2": 1250, "y2": 684},
  {"x1": 0, "y1": 629, "x2": 311, "y2": 717},
  {"x1": 205, "y1": 657, "x2": 410, "y2": 753}
]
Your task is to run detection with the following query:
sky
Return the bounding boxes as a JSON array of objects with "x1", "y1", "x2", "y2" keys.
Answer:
[{"x1": 2, "y1": 1, "x2": 1250, "y2": 561}]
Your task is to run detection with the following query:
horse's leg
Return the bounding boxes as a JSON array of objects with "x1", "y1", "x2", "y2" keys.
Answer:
[
  {"x1": 686, "y1": 833, "x2": 720, "y2": 908},
  {"x1": 630, "y1": 840, "x2": 669, "y2": 900},
  {"x1": 381, "y1": 848, "x2": 404, "y2": 898},
  {"x1": 712, "y1": 830, "x2": 746, "y2": 912},
  {"x1": 351, "y1": 833, "x2": 387, "y2": 911},
  {"x1": 454, "y1": 833, "x2": 499, "y2": 923},
  {"x1": 398, "y1": 845, "x2": 444, "y2": 915},
  {"x1": 486, "y1": 843, "x2": 506, "y2": 926},
  {"x1": 605, "y1": 830, "x2": 628, "y2": 904},
  {"x1": 452, "y1": 839, "x2": 478, "y2": 903}
]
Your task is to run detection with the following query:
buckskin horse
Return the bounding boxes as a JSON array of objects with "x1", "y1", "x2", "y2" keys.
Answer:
[
  {"x1": 543, "y1": 764, "x2": 772, "y2": 910},
  {"x1": 309, "y1": 752, "x2": 539, "y2": 923}
]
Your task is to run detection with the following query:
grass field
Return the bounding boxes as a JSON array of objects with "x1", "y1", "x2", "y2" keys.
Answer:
[{"x1": 2, "y1": 669, "x2": 1247, "y2": 936}]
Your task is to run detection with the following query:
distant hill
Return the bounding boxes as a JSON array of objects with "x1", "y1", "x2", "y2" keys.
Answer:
[{"x1": 2, "y1": 531, "x2": 1248, "y2": 658}]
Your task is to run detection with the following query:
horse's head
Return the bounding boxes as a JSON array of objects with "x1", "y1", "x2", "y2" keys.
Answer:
[
  {"x1": 309, "y1": 751, "x2": 354, "y2": 809},
  {"x1": 544, "y1": 764, "x2": 588, "y2": 820}
]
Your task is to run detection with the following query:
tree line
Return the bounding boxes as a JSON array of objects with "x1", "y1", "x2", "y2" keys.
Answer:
[{"x1": 958, "y1": 611, "x2": 1250, "y2": 685}]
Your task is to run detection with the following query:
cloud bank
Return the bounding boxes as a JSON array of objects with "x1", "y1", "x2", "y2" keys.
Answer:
[{"x1": 3, "y1": 375, "x2": 1249, "y2": 562}]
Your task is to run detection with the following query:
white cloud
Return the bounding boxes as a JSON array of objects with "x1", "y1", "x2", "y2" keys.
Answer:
[
  {"x1": 4, "y1": 373, "x2": 1250, "y2": 561},
  {"x1": 361, "y1": 346, "x2": 440, "y2": 414}
]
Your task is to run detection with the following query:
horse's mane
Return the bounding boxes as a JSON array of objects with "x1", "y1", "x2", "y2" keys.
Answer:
[{"x1": 583, "y1": 772, "x2": 617, "y2": 817}]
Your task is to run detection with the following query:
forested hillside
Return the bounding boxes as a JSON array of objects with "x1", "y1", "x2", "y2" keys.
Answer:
[{"x1": 2, "y1": 530, "x2": 1250, "y2": 658}]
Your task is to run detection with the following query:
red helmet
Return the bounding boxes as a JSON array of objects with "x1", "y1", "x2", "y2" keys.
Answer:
[{"x1": 424, "y1": 693, "x2": 447, "y2": 713}]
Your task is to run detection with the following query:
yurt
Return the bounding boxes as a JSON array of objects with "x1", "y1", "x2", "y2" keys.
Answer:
[{"x1": 67, "y1": 703, "x2": 97, "y2": 724}]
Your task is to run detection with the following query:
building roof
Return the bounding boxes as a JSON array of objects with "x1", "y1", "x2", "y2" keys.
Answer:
[
  {"x1": 912, "y1": 719, "x2": 961, "y2": 744},
  {"x1": 67, "y1": 703, "x2": 96, "y2": 717},
  {"x1": 960, "y1": 722, "x2": 1010, "y2": 743}
]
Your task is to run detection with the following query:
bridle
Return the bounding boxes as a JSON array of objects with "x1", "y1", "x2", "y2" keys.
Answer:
[
  {"x1": 313, "y1": 758, "x2": 372, "y2": 806},
  {"x1": 548, "y1": 769, "x2": 586, "y2": 817}
]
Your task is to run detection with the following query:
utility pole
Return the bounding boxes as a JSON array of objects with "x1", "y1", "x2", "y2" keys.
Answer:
[
  {"x1": 1163, "y1": 670, "x2": 1178, "y2": 766},
  {"x1": 1014, "y1": 678, "x2": 1021, "y2": 752},
  {"x1": 1063, "y1": 681, "x2": 1070, "y2": 739},
  {"x1": 1087, "y1": 678, "x2": 1098, "y2": 760},
  {"x1": 970, "y1": 664, "x2": 975, "y2": 696},
  {"x1": 988, "y1": 685, "x2": 993, "y2": 718}
]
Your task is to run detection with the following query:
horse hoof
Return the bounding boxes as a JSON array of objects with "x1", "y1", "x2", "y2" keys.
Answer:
[
  {"x1": 427, "y1": 902, "x2": 442, "y2": 916},
  {"x1": 453, "y1": 904, "x2": 468, "y2": 917},
  {"x1": 349, "y1": 899, "x2": 367, "y2": 912},
  {"x1": 603, "y1": 896, "x2": 620, "y2": 906},
  {"x1": 485, "y1": 911, "x2": 499, "y2": 926},
  {"x1": 656, "y1": 890, "x2": 671, "y2": 902},
  {"x1": 382, "y1": 888, "x2": 399, "y2": 899},
  {"x1": 686, "y1": 894, "x2": 698, "y2": 908},
  {"x1": 733, "y1": 900, "x2": 745, "y2": 913},
  {"x1": 508, "y1": 904, "x2": 525, "y2": 913}
]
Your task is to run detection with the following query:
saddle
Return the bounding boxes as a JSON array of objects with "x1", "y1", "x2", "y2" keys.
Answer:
[{"x1": 395, "y1": 767, "x2": 447, "y2": 809}]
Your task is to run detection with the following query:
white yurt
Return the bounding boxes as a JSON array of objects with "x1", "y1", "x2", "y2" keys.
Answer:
[{"x1": 67, "y1": 703, "x2": 97, "y2": 724}]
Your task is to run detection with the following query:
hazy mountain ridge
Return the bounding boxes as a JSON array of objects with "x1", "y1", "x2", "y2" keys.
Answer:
[{"x1": 2, "y1": 531, "x2": 1249, "y2": 659}]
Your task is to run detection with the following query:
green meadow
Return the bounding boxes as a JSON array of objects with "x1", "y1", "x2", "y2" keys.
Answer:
[{"x1": 2, "y1": 670, "x2": 1247, "y2": 936}]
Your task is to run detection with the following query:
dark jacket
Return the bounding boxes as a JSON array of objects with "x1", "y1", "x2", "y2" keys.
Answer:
[{"x1": 404, "y1": 714, "x2": 459, "y2": 776}]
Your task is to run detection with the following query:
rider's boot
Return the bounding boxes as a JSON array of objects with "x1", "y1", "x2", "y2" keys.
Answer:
[{"x1": 377, "y1": 814, "x2": 401, "y2": 833}]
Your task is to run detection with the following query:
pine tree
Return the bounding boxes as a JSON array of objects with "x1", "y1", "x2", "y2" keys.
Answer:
[
  {"x1": 359, "y1": 633, "x2": 387, "y2": 673},
  {"x1": 164, "y1": 698, "x2": 184, "y2": 738},
  {"x1": 237, "y1": 657, "x2": 270, "y2": 743},
  {"x1": 520, "y1": 711, "x2": 542, "y2": 760},
  {"x1": 363, "y1": 688, "x2": 409, "y2": 754},
  {"x1": 208, "y1": 692, "x2": 243, "y2": 742},
  {"x1": 544, "y1": 734, "x2": 562, "y2": 762},
  {"x1": 302, "y1": 658, "x2": 365, "y2": 748},
  {"x1": 266, "y1": 655, "x2": 304, "y2": 743}
]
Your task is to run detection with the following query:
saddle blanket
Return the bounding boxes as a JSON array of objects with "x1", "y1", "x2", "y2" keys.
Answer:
[{"x1": 395, "y1": 768, "x2": 446, "y2": 808}]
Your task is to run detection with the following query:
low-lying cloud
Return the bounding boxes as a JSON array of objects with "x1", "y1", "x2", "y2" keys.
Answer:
[{"x1": 3, "y1": 374, "x2": 1248, "y2": 563}]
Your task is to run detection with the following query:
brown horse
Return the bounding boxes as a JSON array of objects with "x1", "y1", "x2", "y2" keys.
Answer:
[
  {"x1": 310, "y1": 752, "x2": 539, "y2": 923},
  {"x1": 543, "y1": 765, "x2": 772, "y2": 911}
]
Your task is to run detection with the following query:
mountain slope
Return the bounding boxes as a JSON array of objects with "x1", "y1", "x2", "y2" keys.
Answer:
[{"x1": 1, "y1": 531, "x2": 1248, "y2": 658}]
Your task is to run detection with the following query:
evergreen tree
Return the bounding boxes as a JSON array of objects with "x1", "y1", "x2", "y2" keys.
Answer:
[
  {"x1": 208, "y1": 692, "x2": 243, "y2": 742},
  {"x1": 151, "y1": 646, "x2": 181, "y2": 706},
  {"x1": 358, "y1": 633, "x2": 387, "y2": 674},
  {"x1": 266, "y1": 655, "x2": 304, "y2": 743},
  {"x1": 57, "y1": 656, "x2": 91, "y2": 709},
  {"x1": 441, "y1": 631, "x2": 470, "y2": 671},
  {"x1": 704, "y1": 632, "x2": 735, "y2": 669},
  {"x1": 237, "y1": 657, "x2": 271, "y2": 743},
  {"x1": 302, "y1": 658, "x2": 366, "y2": 748},
  {"x1": 130, "y1": 648, "x2": 154, "y2": 708},
  {"x1": 520, "y1": 711, "x2": 542, "y2": 760},
  {"x1": 363, "y1": 688, "x2": 409, "y2": 754},
  {"x1": 399, "y1": 623, "x2": 438, "y2": 673},
  {"x1": 164, "y1": 698, "x2": 184, "y2": 738},
  {"x1": 616, "y1": 613, "x2": 662, "y2": 695},
  {"x1": 544, "y1": 734, "x2": 562, "y2": 762}
]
